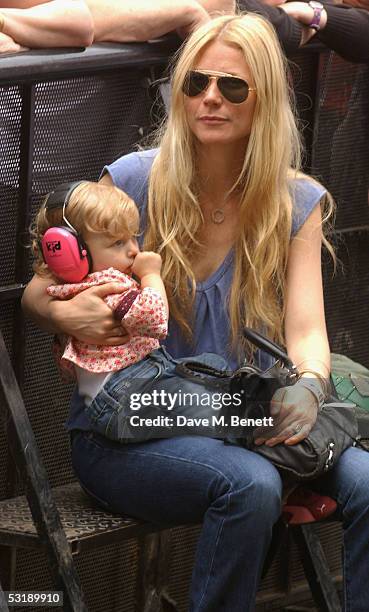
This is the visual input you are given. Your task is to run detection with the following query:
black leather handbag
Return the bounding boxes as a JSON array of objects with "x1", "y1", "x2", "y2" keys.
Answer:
[{"x1": 176, "y1": 328, "x2": 362, "y2": 481}]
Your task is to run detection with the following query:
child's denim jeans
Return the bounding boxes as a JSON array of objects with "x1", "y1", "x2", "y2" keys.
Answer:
[{"x1": 86, "y1": 347, "x2": 232, "y2": 442}]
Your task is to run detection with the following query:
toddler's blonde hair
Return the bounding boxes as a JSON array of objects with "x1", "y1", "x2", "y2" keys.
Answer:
[{"x1": 32, "y1": 181, "x2": 139, "y2": 276}]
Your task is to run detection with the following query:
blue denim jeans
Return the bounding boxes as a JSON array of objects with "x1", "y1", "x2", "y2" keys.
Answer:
[
  {"x1": 71, "y1": 429, "x2": 369, "y2": 612},
  {"x1": 86, "y1": 348, "x2": 231, "y2": 442}
]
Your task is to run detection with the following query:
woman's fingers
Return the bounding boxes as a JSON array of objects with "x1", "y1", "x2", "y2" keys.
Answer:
[
  {"x1": 104, "y1": 330, "x2": 130, "y2": 346},
  {"x1": 104, "y1": 335, "x2": 129, "y2": 346},
  {"x1": 254, "y1": 417, "x2": 292, "y2": 445},
  {"x1": 254, "y1": 385, "x2": 319, "y2": 445},
  {"x1": 57, "y1": 282, "x2": 130, "y2": 344},
  {"x1": 264, "y1": 422, "x2": 311, "y2": 447},
  {"x1": 91, "y1": 282, "x2": 128, "y2": 297},
  {"x1": 283, "y1": 423, "x2": 311, "y2": 445}
]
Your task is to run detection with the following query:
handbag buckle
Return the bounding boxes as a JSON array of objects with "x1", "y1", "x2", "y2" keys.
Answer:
[{"x1": 324, "y1": 440, "x2": 335, "y2": 470}]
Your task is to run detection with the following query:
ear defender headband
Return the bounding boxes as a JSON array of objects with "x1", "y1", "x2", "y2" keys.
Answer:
[{"x1": 40, "y1": 181, "x2": 92, "y2": 283}]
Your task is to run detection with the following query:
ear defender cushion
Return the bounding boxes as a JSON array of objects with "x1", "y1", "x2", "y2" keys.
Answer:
[{"x1": 41, "y1": 226, "x2": 91, "y2": 283}]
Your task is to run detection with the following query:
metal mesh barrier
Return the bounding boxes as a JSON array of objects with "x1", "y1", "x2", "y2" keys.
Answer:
[
  {"x1": 11, "y1": 540, "x2": 140, "y2": 612},
  {"x1": 288, "y1": 52, "x2": 319, "y2": 169},
  {"x1": 312, "y1": 54, "x2": 369, "y2": 231},
  {"x1": 32, "y1": 73, "x2": 154, "y2": 192},
  {"x1": 0, "y1": 86, "x2": 21, "y2": 287},
  {"x1": 324, "y1": 231, "x2": 369, "y2": 365},
  {"x1": 0, "y1": 68, "x2": 160, "y2": 499},
  {"x1": 22, "y1": 323, "x2": 75, "y2": 492},
  {"x1": 312, "y1": 54, "x2": 369, "y2": 366},
  {"x1": 0, "y1": 46, "x2": 168, "y2": 610}
]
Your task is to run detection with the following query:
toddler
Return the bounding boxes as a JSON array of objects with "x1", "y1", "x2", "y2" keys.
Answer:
[{"x1": 32, "y1": 181, "x2": 233, "y2": 442}]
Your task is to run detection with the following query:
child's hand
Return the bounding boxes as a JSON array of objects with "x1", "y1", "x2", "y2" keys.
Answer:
[
  {"x1": 132, "y1": 252, "x2": 168, "y2": 315},
  {"x1": 132, "y1": 252, "x2": 162, "y2": 278}
]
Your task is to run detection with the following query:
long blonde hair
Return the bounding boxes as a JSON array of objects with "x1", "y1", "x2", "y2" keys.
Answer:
[{"x1": 145, "y1": 14, "x2": 333, "y2": 352}]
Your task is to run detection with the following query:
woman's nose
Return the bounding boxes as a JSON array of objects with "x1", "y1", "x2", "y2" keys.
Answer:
[{"x1": 203, "y1": 78, "x2": 222, "y2": 104}]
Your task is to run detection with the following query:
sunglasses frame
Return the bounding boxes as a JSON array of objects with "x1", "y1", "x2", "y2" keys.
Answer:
[{"x1": 182, "y1": 69, "x2": 256, "y2": 104}]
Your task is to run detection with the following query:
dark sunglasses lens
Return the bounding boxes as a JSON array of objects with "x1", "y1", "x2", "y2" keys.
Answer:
[
  {"x1": 218, "y1": 76, "x2": 249, "y2": 103},
  {"x1": 183, "y1": 71, "x2": 209, "y2": 97}
]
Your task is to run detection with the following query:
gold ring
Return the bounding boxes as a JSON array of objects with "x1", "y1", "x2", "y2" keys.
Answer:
[{"x1": 294, "y1": 423, "x2": 302, "y2": 434}]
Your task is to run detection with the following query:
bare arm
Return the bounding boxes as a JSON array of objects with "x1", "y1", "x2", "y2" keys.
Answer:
[
  {"x1": 240, "y1": 0, "x2": 314, "y2": 53},
  {"x1": 279, "y1": 1, "x2": 327, "y2": 44},
  {"x1": 86, "y1": 0, "x2": 234, "y2": 43},
  {"x1": 0, "y1": 0, "x2": 93, "y2": 49},
  {"x1": 85, "y1": 0, "x2": 208, "y2": 42},
  {"x1": 284, "y1": 202, "x2": 330, "y2": 378},
  {"x1": 254, "y1": 202, "x2": 330, "y2": 447},
  {"x1": 132, "y1": 252, "x2": 169, "y2": 315},
  {"x1": 0, "y1": 1, "x2": 52, "y2": 6},
  {"x1": 280, "y1": 2, "x2": 369, "y2": 62},
  {"x1": 196, "y1": 0, "x2": 235, "y2": 16}
]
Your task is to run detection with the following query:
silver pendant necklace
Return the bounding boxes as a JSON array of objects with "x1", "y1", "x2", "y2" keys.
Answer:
[{"x1": 211, "y1": 208, "x2": 225, "y2": 224}]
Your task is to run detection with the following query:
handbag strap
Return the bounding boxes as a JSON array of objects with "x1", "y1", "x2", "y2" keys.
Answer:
[
  {"x1": 175, "y1": 361, "x2": 232, "y2": 380},
  {"x1": 243, "y1": 327, "x2": 298, "y2": 376}
]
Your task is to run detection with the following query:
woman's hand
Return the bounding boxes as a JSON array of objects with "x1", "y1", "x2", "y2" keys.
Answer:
[
  {"x1": 253, "y1": 383, "x2": 319, "y2": 447},
  {"x1": 50, "y1": 282, "x2": 129, "y2": 346},
  {"x1": 176, "y1": 2, "x2": 210, "y2": 39},
  {"x1": 0, "y1": 31, "x2": 27, "y2": 53},
  {"x1": 0, "y1": 1, "x2": 93, "y2": 49},
  {"x1": 279, "y1": 2, "x2": 327, "y2": 30}
]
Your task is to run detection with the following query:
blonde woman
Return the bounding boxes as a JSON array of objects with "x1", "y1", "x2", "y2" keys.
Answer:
[{"x1": 23, "y1": 14, "x2": 369, "y2": 611}]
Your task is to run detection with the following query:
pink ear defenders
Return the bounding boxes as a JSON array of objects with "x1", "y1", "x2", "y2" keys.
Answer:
[{"x1": 40, "y1": 181, "x2": 92, "y2": 283}]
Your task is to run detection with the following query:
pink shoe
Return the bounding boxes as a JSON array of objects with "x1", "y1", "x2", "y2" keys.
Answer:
[{"x1": 282, "y1": 487, "x2": 337, "y2": 525}]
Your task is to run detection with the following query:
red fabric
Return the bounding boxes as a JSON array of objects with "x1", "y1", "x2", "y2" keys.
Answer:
[
  {"x1": 114, "y1": 289, "x2": 141, "y2": 320},
  {"x1": 282, "y1": 486, "x2": 337, "y2": 525}
]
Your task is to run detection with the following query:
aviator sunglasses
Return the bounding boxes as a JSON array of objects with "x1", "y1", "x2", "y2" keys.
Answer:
[{"x1": 182, "y1": 70, "x2": 256, "y2": 104}]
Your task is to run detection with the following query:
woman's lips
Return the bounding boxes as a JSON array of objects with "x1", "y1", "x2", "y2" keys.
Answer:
[{"x1": 198, "y1": 116, "x2": 229, "y2": 123}]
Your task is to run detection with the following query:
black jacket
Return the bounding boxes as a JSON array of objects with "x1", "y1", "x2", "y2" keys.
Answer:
[{"x1": 238, "y1": 0, "x2": 369, "y2": 63}]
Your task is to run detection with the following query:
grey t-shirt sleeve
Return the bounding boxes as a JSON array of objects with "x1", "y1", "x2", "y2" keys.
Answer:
[{"x1": 291, "y1": 178, "x2": 326, "y2": 237}]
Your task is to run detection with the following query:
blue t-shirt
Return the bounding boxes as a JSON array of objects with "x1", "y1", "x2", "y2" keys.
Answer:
[
  {"x1": 104, "y1": 148, "x2": 325, "y2": 369},
  {"x1": 67, "y1": 148, "x2": 325, "y2": 430}
]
